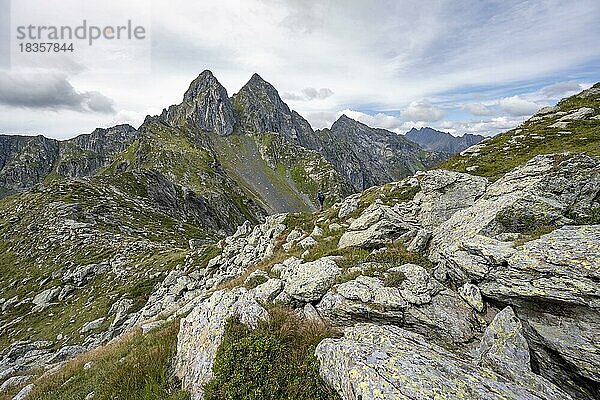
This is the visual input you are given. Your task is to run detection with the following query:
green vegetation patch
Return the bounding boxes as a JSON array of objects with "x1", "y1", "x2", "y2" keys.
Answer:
[{"x1": 204, "y1": 308, "x2": 340, "y2": 400}]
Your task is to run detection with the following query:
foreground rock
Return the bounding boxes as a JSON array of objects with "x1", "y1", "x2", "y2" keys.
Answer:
[
  {"x1": 316, "y1": 323, "x2": 570, "y2": 400},
  {"x1": 428, "y1": 154, "x2": 600, "y2": 398},
  {"x1": 175, "y1": 288, "x2": 268, "y2": 400}
]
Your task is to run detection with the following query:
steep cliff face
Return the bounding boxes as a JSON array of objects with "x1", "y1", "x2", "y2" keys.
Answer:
[
  {"x1": 0, "y1": 135, "x2": 59, "y2": 195},
  {"x1": 56, "y1": 124, "x2": 139, "y2": 178},
  {"x1": 232, "y1": 73, "x2": 317, "y2": 147},
  {"x1": 161, "y1": 70, "x2": 236, "y2": 137}
]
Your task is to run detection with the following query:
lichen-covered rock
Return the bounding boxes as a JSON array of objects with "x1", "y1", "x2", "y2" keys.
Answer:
[
  {"x1": 250, "y1": 278, "x2": 283, "y2": 303},
  {"x1": 459, "y1": 282, "x2": 485, "y2": 312},
  {"x1": 388, "y1": 263, "x2": 442, "y2": 305},
  {"x1": 175, "y1": 288, "x2": 268, "y2": 400},
  {"x1": 318, "y1": 269, "x2": 478, "y2": 343},
  {"x1": 281, "y1": 257, "x2": 342, "y2": 302},
  {"x1": 338, "y1": 202, "x2": 418, "y2": 249},
  {"x1": 315, "y1": 323, "x2": 571, "y2": 400},
  {"x1": 430, "y1": 154, "x2": 600, "y2": 278},
  {"x1": 318, "y1": 275, "x2": 407, "y2": 326},
  {"x1": 477, "y1": 307, "x2": 530, "y2": 378},
  {"x1": 413, "y1": 170, "x2": 488, "y2": 229}
]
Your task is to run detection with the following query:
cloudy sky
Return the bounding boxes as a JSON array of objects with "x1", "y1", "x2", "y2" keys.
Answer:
[{"x1": 0, "y1": 0, "x2": 599, "y2": 139}]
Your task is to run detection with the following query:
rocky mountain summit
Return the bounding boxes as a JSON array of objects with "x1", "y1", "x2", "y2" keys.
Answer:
[
  {"x1": 0, "y1": 82, "x2": 598, "y2": 399},
  {"x1": 405, "y1": 126, "x2": 484, "y2": 154}
]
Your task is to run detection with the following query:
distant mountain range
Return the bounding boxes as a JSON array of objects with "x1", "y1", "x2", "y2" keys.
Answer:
[
  {"x1": 405, "y1": 126, "x2": 485, "y2": 154},
  {"x1": 0, "y1": 71, "x2": 452, "y2": 219}
]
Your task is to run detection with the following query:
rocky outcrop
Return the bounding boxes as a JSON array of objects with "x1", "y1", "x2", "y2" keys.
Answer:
[
  {"x1": 427, "y1": 154, "x2": 600, "y2": 398},
  {"x1": 317, "y1": 263, "x2": 480, "y2": 344},
  {"x1": 279, "y1": 257, "x2": 342, "y2": 302},
  {"x1": 338, "y1": 201, "x2": 419, "y2": 249},
  {"x1": 315, "y1": 323, "x2": 570, "y2": 400},
  {"x1": 176, "y1": 287, "x2": 268, "y2": 400},
  {"x1": 413, "y1": 169, "x2": 488, "y2": 229}
]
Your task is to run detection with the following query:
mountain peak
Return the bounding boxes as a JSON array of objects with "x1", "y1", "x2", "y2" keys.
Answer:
[
  {"x1": 183, "y1": 70, "x2": 221, "y2": 100},
  {"x1": 332, "y1": 114, "x2": 360, "y2": 128},
  {"x1": 163, "y1": 70, "x2": 235, "y2": 136},
  {"x1": 240, "y1": 73, "x2": 279, "y2": 97}
]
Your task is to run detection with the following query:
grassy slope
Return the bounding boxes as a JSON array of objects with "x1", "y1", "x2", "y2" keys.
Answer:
[
  {"x1": 1, "y1": 320, "x2": 188, "y2": 400},
  {"x1": 440, "y1": 84, "x2": 600, "y2": 181}
]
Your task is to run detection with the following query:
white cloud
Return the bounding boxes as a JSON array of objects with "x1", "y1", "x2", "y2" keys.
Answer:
[
  {"x1": 401, "y1": 100, "x2": 445, "y2": 122},
  {"x1": 282, "y1": 87, "x2": 334, "y2": 101},
  {"x1": 498, "y1": 95, "x2": 541, "y2": 116},
  {"x1": 463, "y1": 103, "x2": 496, "y2": 116},
  {"x1": 438, "y1": 117, "x2": 522, "y2": 137}
]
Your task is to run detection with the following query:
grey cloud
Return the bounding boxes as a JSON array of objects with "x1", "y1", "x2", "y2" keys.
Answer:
[
  {"x1": 282, "y1": 87, "x2": 334, "y2": 101},
  {"x1": 0, "y1": 73, "x2": 114, "y2": 114},
  {"x1": 302, "y1": 87, "x2": 334, "y2": 100},
  {"x1": 541, "y1": 81, "x2": 583, "y2": 98}
]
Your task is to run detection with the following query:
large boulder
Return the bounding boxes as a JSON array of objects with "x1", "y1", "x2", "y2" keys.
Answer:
[
  {"x1": 315, "y1": 323, "x2": 570, "y2": 400},
  {"x1": 413, "y1": 170, "x2": 488, "y2": 229},
  {"x1": 317, "y1": 275, "x2": 407, "y2": 326},
  {"x1": 281, "y1": 257, "x2": 342, "y2": 302},
  {"x1": 338, "y1": 202, "x2": 418, "y2": 249},
  {"x1": 175, "y1": 288, "x2": 268, "y2": 399}
]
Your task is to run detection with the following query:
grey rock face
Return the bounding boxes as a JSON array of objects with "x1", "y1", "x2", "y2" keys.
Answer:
[
  {"x1": 0, "y1": 135, "x2": 59, "y2": 195},
  {"x1": 162, "y1": 70, "x2": 235, "y2": 136},
  {"x1": 315, "y1": 116, "x2": 445, "y2": 191},
  {"x1": 175, "y1": 288, "x2": 268, "y2": 400},
  {"x1": 338, "y1": 202, "x2": 419, "y2": 249},
  {"x1": 317, "y1": 264, "x2": 479, "y2": 344},
  {"x1": 427, "y1": 154, "x2": 600, "y2": 398},
  {"x1": 232, "y1": 73, "x2": 314, "y2": 144},
  {"x1": 476, "y1": 307, "x2": 530, "y2": 379},
  {"x1": 0, "y1": 125, "x2": 138, "y2": 196},
  {"x1": 56, "y1": 124, "x2": 138, "y2": 178},
  {"x1": 315, "y1": 323, "x2": 570, "y2": 400}
]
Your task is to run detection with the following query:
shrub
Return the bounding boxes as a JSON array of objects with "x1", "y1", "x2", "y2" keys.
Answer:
[{"x1": 204, "y1": 307, "x2": 340, "y2": 400}]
